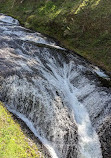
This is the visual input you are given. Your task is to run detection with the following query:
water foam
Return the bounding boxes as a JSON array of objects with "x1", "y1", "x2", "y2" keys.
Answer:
[
  {"x1": 0, "y1": 14, "x2": 19, "y2": 25},
  {"x1": 38, "y1": 59, "x2": 103, "y2": 158},
  {"x1": 7, "y1": 106, "x2": 58, "y2": 158},
  {"x1": 0, "y1": 14, "x2": 104, "y2": 158}
]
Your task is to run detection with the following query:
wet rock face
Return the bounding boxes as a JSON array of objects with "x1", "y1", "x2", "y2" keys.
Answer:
[
  {"x1": 1, "y1": 76, "x2": 79, "y2": 158},
  {"x1": 98, "y1": 116, "x2": 111, "y2": 158},
  {"x1": 80, "y1": 87, "x2": 111, "y2": 157},
  {"x1": 0, "y1": 14, "x2": 111, "y2": 158},
  {"x1": 0, "y1": 15, "x2": 79, "y2": 157}
]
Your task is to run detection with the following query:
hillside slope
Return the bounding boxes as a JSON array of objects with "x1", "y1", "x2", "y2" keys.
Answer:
[{"x1": 0, "y1": 0, "x2": 111, "y2": 73}]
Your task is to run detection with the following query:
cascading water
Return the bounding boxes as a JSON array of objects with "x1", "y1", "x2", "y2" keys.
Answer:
[{"x1": 0, "y1": 14, "x2": 111, "y2": 158}]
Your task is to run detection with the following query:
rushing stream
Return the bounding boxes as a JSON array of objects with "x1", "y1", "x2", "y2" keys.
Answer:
[{"x1": 0, "y1": 14, "x2": 111, "y2": 158}]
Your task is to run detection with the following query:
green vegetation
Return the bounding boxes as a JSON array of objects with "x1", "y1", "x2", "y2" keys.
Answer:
[
  {"x1": 0, "y1": 0, "x2": 111, "y2": 73},
  {"x1": 0, "y1": 102, "x2": 43, "y2": 158}
]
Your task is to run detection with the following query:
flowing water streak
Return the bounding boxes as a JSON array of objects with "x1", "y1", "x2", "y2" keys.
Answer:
[
  {"x1": 39, "y1": 59, "x2": 102, "y2": 158},
  {"x1": 0, "y1": 14, "x2": 103, "y2": 158},
  {"x1": 6, "y1": 106, "x2": 58, "y2": 158},
  {"x1": 0, "y1": 13, "x2": 19, "y2": 25}
]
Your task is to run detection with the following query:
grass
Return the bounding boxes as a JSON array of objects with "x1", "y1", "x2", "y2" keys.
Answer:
[
  {"x1": 0, "y1": 0, "x2": 111, "y2": 74},
  {"x1": 0, "y1": 102, "x2": 44, "y2": 158}
]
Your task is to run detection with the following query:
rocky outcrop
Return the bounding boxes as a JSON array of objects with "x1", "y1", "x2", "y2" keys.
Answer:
[
  {"x1": 0, "y1": 14, "x2": 111, "y2": 158},
  {"x1": 98, "y1": 116, "x2": 111, "y2": 158}
]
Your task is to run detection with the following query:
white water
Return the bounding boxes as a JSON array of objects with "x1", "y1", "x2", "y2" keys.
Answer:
[
  {"x1": 0, "y1": 14, "x2": 19, "y2": 25},
  {"x1": 7, "y1": 106, "x2": 58, "y2": 158},
  {"x1": 37, "y1": 59, "x2": 102, "y2": 158},
  {"x1": 3, "y1": 57, "x2": 102, "y2": 158},
  {"x1": 93, "y1": 66, "x2": 110, "y2": 79},
  {"x1": 0, "y1": 14, "x2": 65, "y2": 50},
  {"x1": 0, "y1": 14, "x2": 104, "y2": 158}
]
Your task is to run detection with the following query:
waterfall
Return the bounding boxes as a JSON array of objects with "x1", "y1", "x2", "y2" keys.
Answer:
[
  {"x1": 6, "y1": 107, "x2": 58, "y2": 158},
  {"x1": 0, "y1": 14, "x2": 111, "y2": 158},
  {"x1": 33, "y1": 59, "x2": 102, "y2": 158}
]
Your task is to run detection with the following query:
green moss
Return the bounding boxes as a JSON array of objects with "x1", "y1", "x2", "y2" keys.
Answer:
[{"x1": 0, "y1": 102, "x2": 43, "y2": 158}]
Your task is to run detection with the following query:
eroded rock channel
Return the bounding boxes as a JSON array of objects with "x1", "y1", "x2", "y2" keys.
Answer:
[{"x1": 0, "y1": 14, "x2": 111, "y2": 158}]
